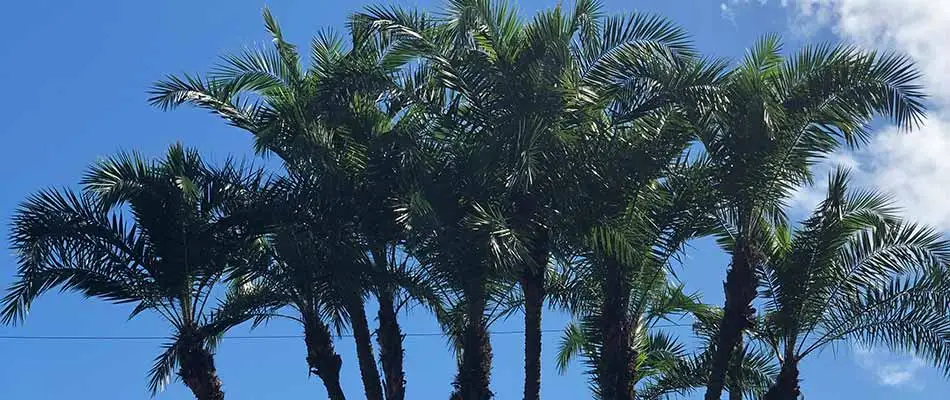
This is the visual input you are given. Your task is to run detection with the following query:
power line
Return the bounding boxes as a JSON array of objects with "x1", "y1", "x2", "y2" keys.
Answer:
[{"x1": 0, "y1": 323, "x2": 690, "y2": 342}]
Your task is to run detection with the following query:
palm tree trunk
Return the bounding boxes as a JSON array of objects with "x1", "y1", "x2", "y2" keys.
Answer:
[
  {"x1": 729, "y1": 387, "x2": 744, "y2": 400},
  {"x1": 377, "y1": 290, "x2": 406, "y2": 400},
  {"x1": 727, "y1": 334, "x2": 745, "y2": 400},
  {"x1": 304, "y1": 317, "x2": 347, "y2": 400},
  {"x1": 349, "y1": 300, "x2": 385, "y2": 400},
  {"x1": 729, "y1": 389, "x2": 744, "y2": 400},
  {"x1": 763, "y1": 361, "x2": 800, "y2": 400},
  {"x1": 598, "y1": 321, "x2": 636, "y2": 400},
  {"x1": 598, "y1": 257, "x2": 635, "y2": 400},
  {"x1": 522, "y1": 230, "x2": 548, "y2": 400},
  {"x1": 521, "y1": 268, "x2": 544, "y2": 400},
  {"x1": 705, "y1": 238, "x2": 758, "y2": 400},
  {"x1": 178, "y1": 345, "x2": 225, "y2": 400},
  {"x1": 452, "y1": 284, "x2": 493, "y2": 400}
]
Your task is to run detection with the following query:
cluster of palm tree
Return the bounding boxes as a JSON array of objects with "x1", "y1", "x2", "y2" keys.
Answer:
[{"x1": 6, "y1": 1, "x2": 950, "y2": 400}]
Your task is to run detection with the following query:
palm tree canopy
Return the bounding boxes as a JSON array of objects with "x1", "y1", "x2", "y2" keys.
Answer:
[
  {"x1": 4, "y1": 144, "x2": 267, "y2": 394},
  {"x1": 699, "y1": 35, "x2": 926, "y2": 236},
  {"x1": 637, "y1": 308, "x2": 779, "y2": 400},
  {"x1": 8, "y1": 5, "x2": 937, "y2": 400},
  {"x1": 755, "y1": 168, "x2": 950, "y2": 373}
]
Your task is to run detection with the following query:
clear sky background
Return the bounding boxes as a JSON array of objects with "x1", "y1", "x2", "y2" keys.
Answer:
[{"x1": 2, "y1": 0, "x2": 950, "y2": 399}]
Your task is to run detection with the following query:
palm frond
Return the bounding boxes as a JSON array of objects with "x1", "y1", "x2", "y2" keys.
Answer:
[
  {"x1": 556, "y1": 322, "x2": 589, "y2": 374},
  {"x1": 147, "y1": 73, "x2": 266, "y2": 132},
  {"x1": 4, "y1": 189, "x2": 160, "y2": 324},
  {"x1": 261, "y1": 7, "x2": 302, "y2": 85},
  {"x1": 147, "y1": 335, "x2": 187, "y2": 395}
]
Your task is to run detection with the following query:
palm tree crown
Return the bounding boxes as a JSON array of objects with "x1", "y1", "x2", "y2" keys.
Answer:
[
  {"x1": 4, "y1": 4, "x2": 945, "y2": 400},
  {"x1": 5, "y1": 144, "x2": 265, "y2": 399},
  {"x1": 698, "y1": 34, "x2": 927, "y2": 400},
  {"x1": 754, "y1": 169, "x2": 950, "y2": 399}
]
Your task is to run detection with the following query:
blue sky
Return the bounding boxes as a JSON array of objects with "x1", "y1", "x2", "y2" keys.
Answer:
[{"x1": 2, "y1": 0, "x2": 949, "y2": 399}]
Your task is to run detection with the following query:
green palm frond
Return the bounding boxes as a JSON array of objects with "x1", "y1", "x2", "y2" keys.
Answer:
[
  {"x1": 579, "y1": 12, "x2": 693, "y2": 87},
  {"x1": 148, "y1": 335, "x2": 187, "y2": 395},
  {"x1": 147, "y1": 73, "x2": 269, "y2": 133},
  {"x1": 637, "y1": 330, "x2": 688, "y2": 380},
  {"x1": 644, "y1": 285, "x2": 708, "y2": 324},
  {"x1": 746, "y1": 169, "x2": 950, "y2": 398},
  {"x1": 779, "y1": 44, "x2": 925, "y2": 140},
  {"x1": 81, "y1": 150, "x2": 156, "y2": 207},
  {"x1": 310, "y1": 29, "x2": 347, "y2": 76},
  {"x1": 556, "y1": 322, "x2": 589, "y2": 374},
  {"x1": 5, "y1": 145, "x2": 266, "y2": 396},
  {"x1": 466, "y1": 201, "x2": 530, "y2": 271},
  {"x1": 210, "y1": 45, "x2": 293, "y2": 92},
  {"x1": 4, "y1": 188, "x2": 160, "y2": 324},
  {"x1": 806, "y1": 272, "x2": 950, "y2": 366},
  {"x1": 261, "y1": 7, "x2": 303, "y2": 85},
  {"x1": 639, "y1": 340, "x2": 778, "y2": 400},
  {"x1": 739, "y1": 33, "x2": 783, "y2": 76}
]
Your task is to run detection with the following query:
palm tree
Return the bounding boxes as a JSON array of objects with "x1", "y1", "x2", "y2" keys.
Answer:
[
  {"x1": 149, "y1": 9, "x2": 427, "y2": 400},
  {"x1": 388, "y1": 87, "x2": 508, "y2": 399},
  {"x1": 637, "y1": 309, "x2": 779, "y2": 400},
  {"x1": 226, "y1": 173, "x2": 364, "y2": 400},
  {"x1": 749, "y1": 169, "x2": 950, "y2": 400},
  {"x1": 696, "y1": 35, "x2": 927, "y2": 400},
  {"x1": 3, "y1": 144, "x2": 265, "y2": 400},
  {"x1": 546, "y1": 100, "x2": 720, "y2": 399},
  {"x1": 553, "y1": 275, "x2": 705, "y2": 399},
  {"x1": 361, "y1": 2, "x2": 720, "y2": 398}
]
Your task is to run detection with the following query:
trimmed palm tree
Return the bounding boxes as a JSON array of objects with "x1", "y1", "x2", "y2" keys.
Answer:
[
  {"x1": 637, "y1": 308, "x2": 779, "y2": 400},
  {"x1": 546, "y1": 98, "x2": 720, "y2": 399},
  {"x1": 362, "y1": 2, "x2": 721, "y2": 398},
  {"x1": 3, "y1": 145, "x2": 265, "y2": 400},
  {"x1": 388, "y1": 88, "x2": 509, "y2": 399},
  {"x1": 226, "y1": 173, "x2": 366, "y2": 400},
  {"x1": 695, "y1": 35, "x2": 927, "y2": 400},
  {"x1": 553, "y1": 276, "x2": 705, "y2": 399},
  {"x1": 750, "y1": 169, "x2": 950, "y2": 399},
  {"x1": 149, "y1": 9, "x2": 428, "y2": 400}
]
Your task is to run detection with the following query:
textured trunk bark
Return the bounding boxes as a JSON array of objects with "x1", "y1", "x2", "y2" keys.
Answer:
[
  {"x1": 521, "y1": 268, "x2": 544, "y2": 400},
  {"x1": 705, "y1": 238, "x2": 758, "y2": 400},
  {"x1": 727, "y1": 334, "x2": 745, "y2": 400},
  {"x1": 178, "y1": 345, "x2": 225, "y2": 400},
  {"x1": 729, "y1": 387, "x2": 744, "y2": 400},
  {"x1": 377, "y1": 290, "x2": 406, "y2": 400},
  {"x1": 522, "y1": 231, "x2": 548, "y2": 400},
  {"x1": 452, "y1": 286, "x2": 493, "y2": 400},
  {"x1": 763, "y1": 361, "x2": 801, "y2": 400},
  {"x1": 349, "y1": 300, "x2": 385, "y2": 400},
  {"x1": 598, "y1": 257, "x2": 635, "y2": 400},
  {"x1": 304, "y1": 318, "x2": 347, "y2": 400}
]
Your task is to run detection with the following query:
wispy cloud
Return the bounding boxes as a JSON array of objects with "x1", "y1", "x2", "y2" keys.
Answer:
[
  {"x1": 718, "y1": 0, "x2": 780, "y2": 22},
  {"x1": 788, "y1": 153, "x2": 859, "y2": 213},
  {"x1": 773, "y1": 0, "x2": 950, "y2": 232},
  {"x1": 853, "y1": 347, "x2": 926, "y2": 389},
  {"x1": 721, "y1": 2, "x2": 737, "y2": 24}
]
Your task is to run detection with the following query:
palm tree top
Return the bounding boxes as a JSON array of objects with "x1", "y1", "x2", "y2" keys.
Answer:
[{"x1": 4, "y1": 144, "x2": 267, "y2": 394}]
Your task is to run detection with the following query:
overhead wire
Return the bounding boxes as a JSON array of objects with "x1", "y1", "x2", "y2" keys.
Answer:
[{"x1": 0, "y1": 323, "x2": 692, "y2": 341}]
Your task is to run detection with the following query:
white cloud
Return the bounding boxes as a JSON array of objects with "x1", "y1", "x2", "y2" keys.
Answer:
[
  {"x1": 792, "y1": 119, "x2": 950, "y2": 229},
  {"x1": 853, "y1": 347, "x2": 926, "y2": 389},
  {"x1": 723, "y1": 1, "x2": 950, "y2": 230},
  {"x1": 789, "y1": 153, "x2": 860, "y2": 213},
  {"x1": 791, "y1": 0, "x2": 950, "y2": 106},
  {"x1": 721, "y1": 3, "x2": 737, "y2": 24},
  {"x1": 779, "y1": 0, "x2": 950, "y2": 231},
  {"x1": 718, "y1": 0, "x2": 780, "y2": 22},
  {"x1": 863, "y1": 120, "x2": 950, "y2": 228}
]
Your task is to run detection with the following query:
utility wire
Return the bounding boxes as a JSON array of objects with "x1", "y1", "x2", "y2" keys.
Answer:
[{"x1": 0, "y1": 323, "x2": 691, "y2": 341}]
